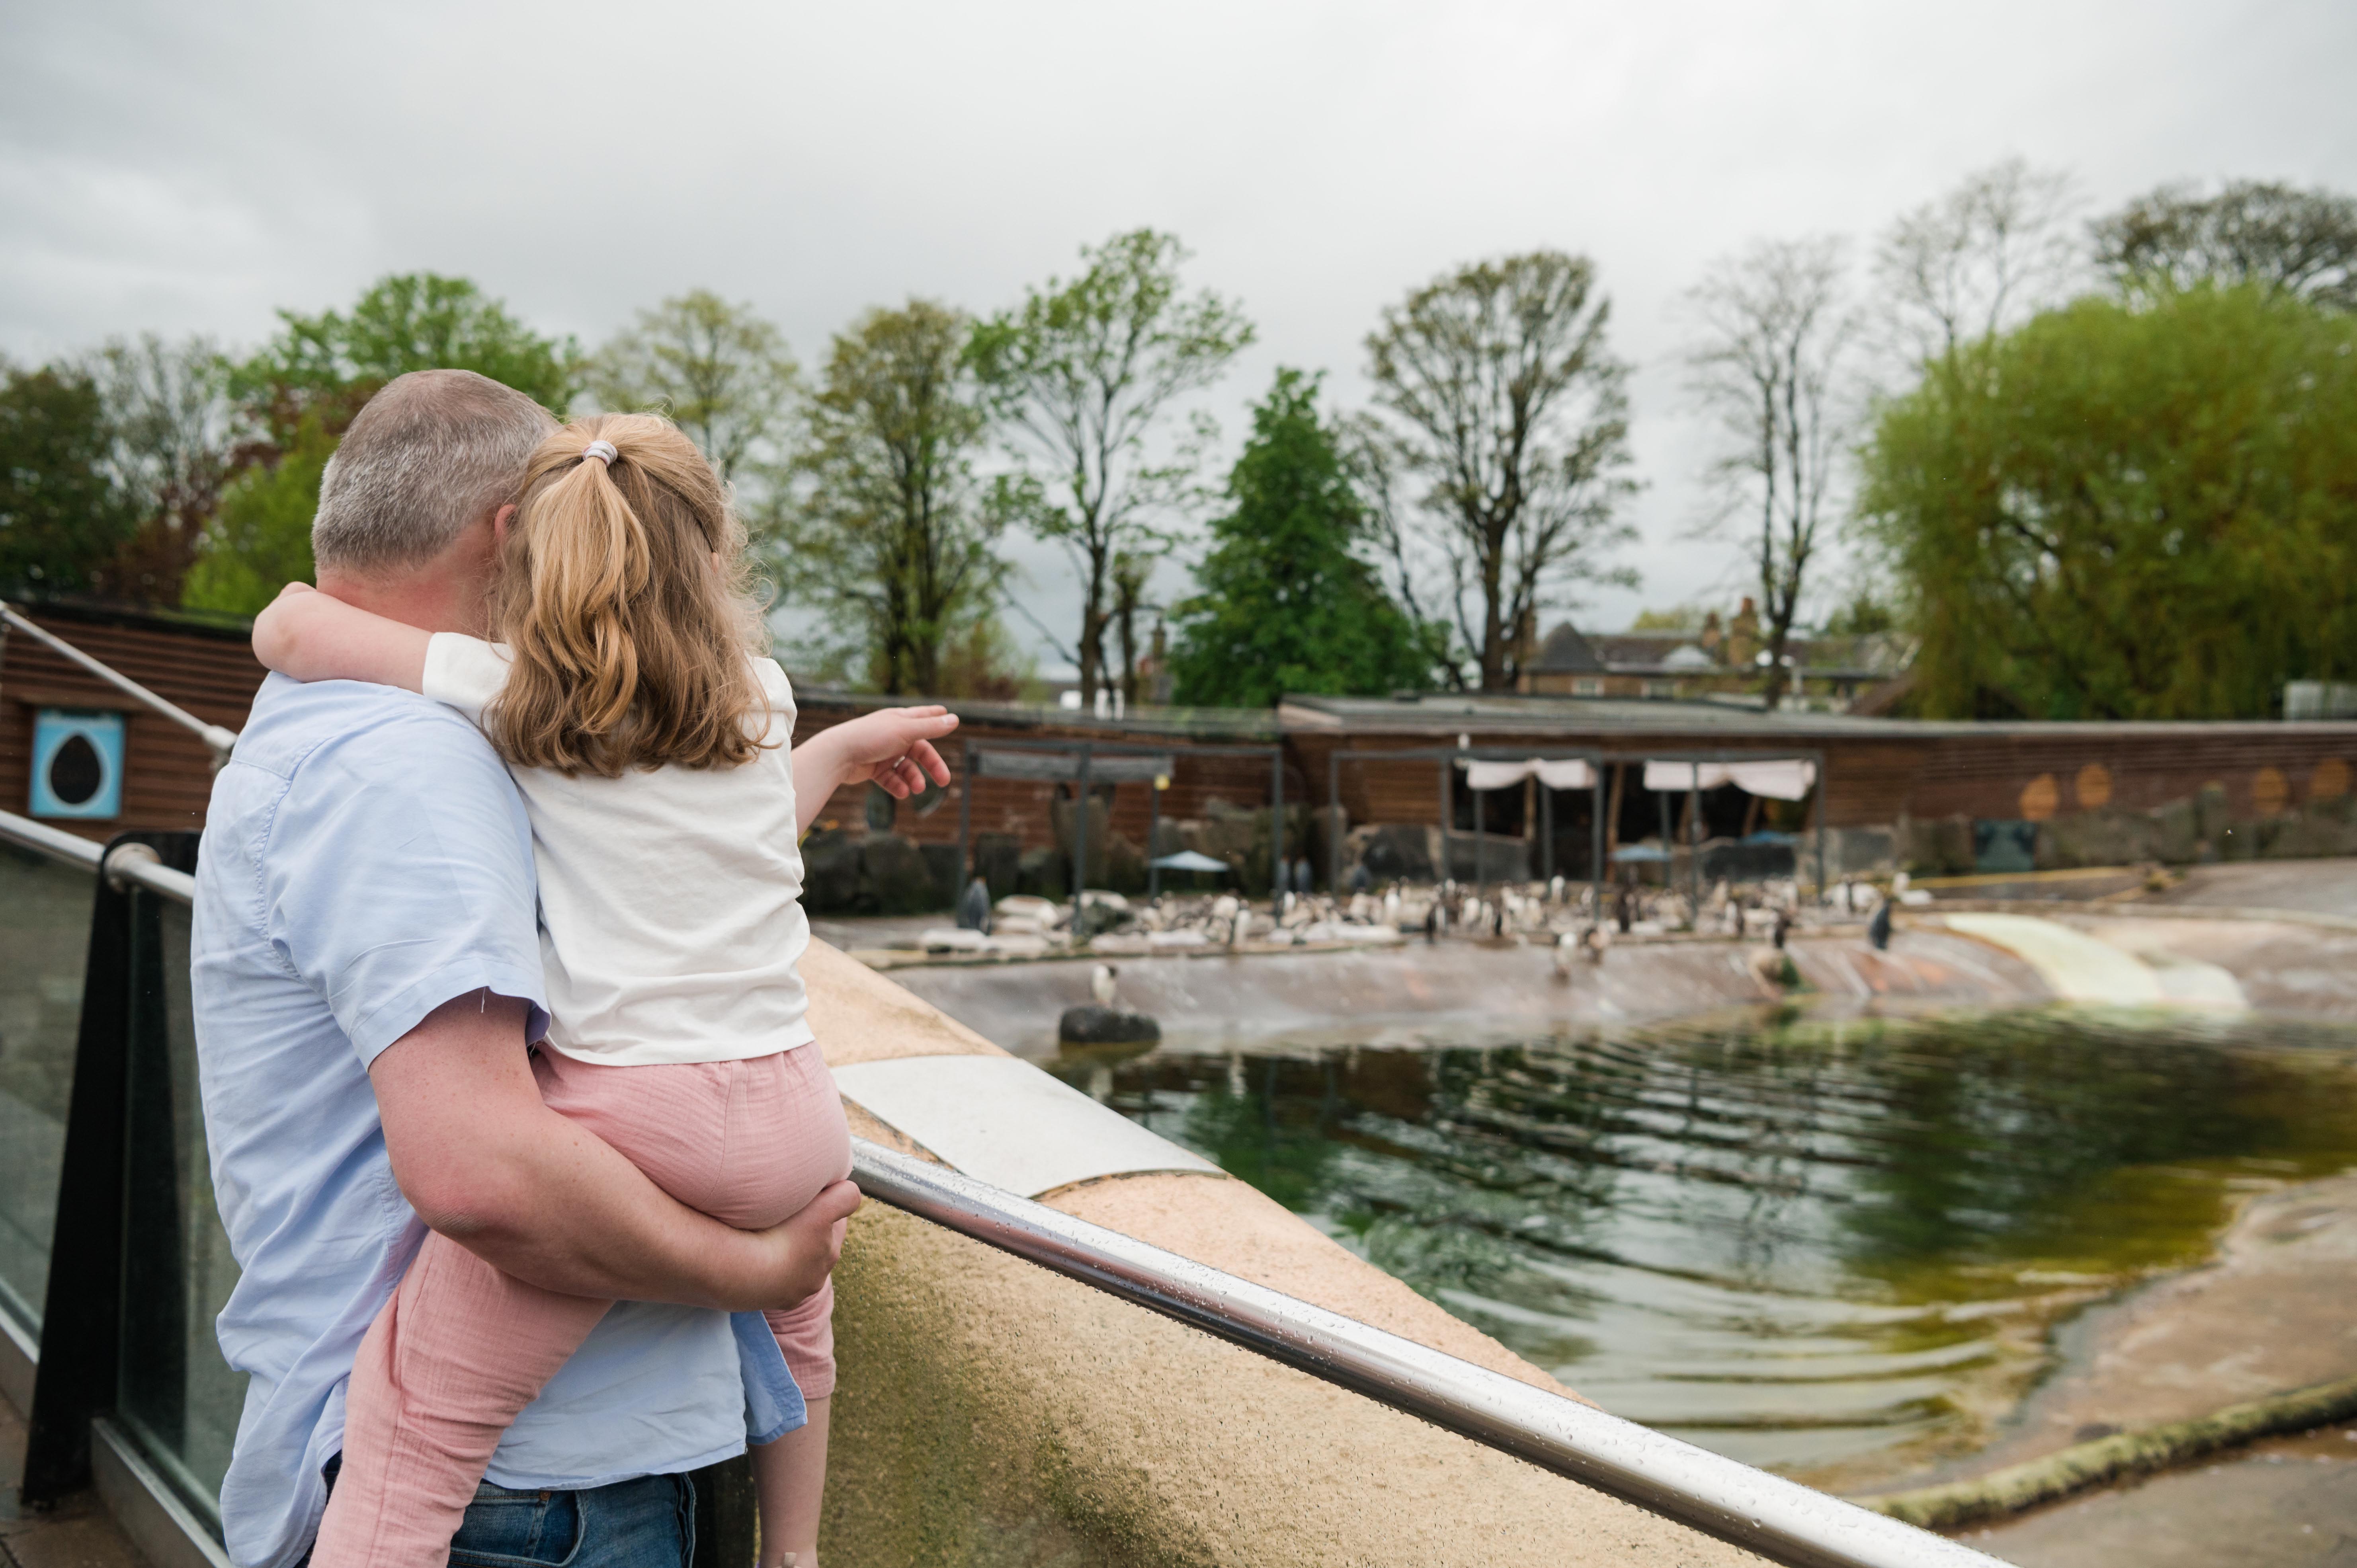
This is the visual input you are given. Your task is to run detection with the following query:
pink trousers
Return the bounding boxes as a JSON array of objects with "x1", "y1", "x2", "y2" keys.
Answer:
[{"x1": 312, "y1": 1044, "x2": 853, "y2": 1568}]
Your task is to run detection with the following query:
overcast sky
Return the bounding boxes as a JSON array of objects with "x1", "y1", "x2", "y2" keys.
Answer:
[{"x1": 6, "y1": 0, "x2": 2353, "y2": 673}]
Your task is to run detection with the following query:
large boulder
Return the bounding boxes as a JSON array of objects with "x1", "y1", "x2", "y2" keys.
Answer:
[
  {"x1": 1351, "y1": 823, "x2": 1435, "y2": 884},
  {"x1": 2153, "y1": 797, "x2": 2200, "y2": 864},
  {"x1": 918, "y1": 842, "x2": 963, "y2": 909},
  {"x1": 1058, "y1": 1004, "x2": 1160, "y2": 1045},
  {"x1": 2036, "y1": 808, "x2": 2161, "y2": 870},
  {"x1": 1016, "y1": 846, "x2": 1070, "y2": 899},
  {"x1": 860, "y1": 833, "x2": 941, "y2": 915},
  {"x1": 799, "y1": 827, "x2": 862, "y2": 914},
  {"x1": 971, "y1": 832, "x2": 1022, "y2": 899},
  {"x1": 1102, "y1": 832, "x2": 1149, "y2": 895}
]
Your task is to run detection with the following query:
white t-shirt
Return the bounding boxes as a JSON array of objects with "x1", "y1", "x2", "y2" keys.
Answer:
[{"x1": 422, "y1": 633, "x2": 814, "y2": 1067}]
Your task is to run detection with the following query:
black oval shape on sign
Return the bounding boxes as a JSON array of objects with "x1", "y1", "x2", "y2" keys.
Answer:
[{"x1": 49, "y1": 733, "x2": 104, "y2": 806}]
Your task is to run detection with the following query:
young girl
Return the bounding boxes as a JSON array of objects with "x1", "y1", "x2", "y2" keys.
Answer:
[{"x1": 253, "y1": 414, "x2": 958, "y2": 1568}]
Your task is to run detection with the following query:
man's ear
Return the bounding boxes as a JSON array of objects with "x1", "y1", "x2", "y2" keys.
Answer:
[{"x1": 492, "y1": 503, "x2": 517, "y2": 547}]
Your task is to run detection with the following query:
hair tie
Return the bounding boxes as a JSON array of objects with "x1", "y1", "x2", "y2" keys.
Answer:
[{"x1": 582, "y1": 439, "x2": 618, "y2": 466}]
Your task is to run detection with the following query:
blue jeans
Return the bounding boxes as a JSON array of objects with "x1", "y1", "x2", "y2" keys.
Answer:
[
  {"x1": 447, "y1": 1473, "x2": 694, "y2": 1568},
  {"x1": 310, "y1": 1458, "x2": 696, "y2": 1568}
]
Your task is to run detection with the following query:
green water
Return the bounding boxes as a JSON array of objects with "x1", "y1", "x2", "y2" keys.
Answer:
[{"x1": 1046, "y1": 1007, "x2": 2357, "y2": 1480}]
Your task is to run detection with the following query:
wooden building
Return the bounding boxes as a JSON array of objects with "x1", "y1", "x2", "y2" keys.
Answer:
[
  {"x1": 12, "y1": 594, "x2": 2357, "y2": 885},
  {"x1": 2, "y1": 598, "x2": 264, "y2": 844}
]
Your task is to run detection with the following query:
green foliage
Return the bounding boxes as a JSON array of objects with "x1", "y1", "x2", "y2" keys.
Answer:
[
  {"x1": 773, "y1": 299, "x2": 1004, "y2": 696},
  {"x1": 184, "y1": 273, "x2": 575, "y2": 612},
  {"x1": 2094, "y1": 180, "x2": 2357, "y2": 312},
  {"x1": 0, "y1": 361, "x2": 139, "y2": 594},
  {"x1": 234, "y1": 272, "x2": 579, "y2": 438},
  {"x1": 1168, "y1": 371, "x2": 1440, "y2": 707},
  {"x1": 1629, "y1": 605, "x2": 1705, "y2": 631},
  {"x1": 1855, "y1": 285, "x2": 2357, "y2": 719},
  {"x1": 1820, "y1": 590, "x2": 1897, "y2": 638},
  {"x1": 968, "y1": 230, "x2": 1254, "y2": 701},
  {"x1": 590, "y1": 289, "x2": 797, "y2": 484},
  {"x1": 181, "y1": 413, "x2": 336, "y2": 616}
]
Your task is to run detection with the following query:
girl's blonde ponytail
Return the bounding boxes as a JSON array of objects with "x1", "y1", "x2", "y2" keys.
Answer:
[{"x1": 486, "y1": 414, "x2": 768, "y2": 776}]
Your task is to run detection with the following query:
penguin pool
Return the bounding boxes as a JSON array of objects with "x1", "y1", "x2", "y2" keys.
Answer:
[{"x1": 1036, "y1": 1003, "x2": 2357, "y2": 1490}]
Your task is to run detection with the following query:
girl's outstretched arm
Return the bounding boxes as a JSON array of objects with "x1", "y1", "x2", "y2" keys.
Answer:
[
  {"x1": 791, "y1": 706, "x2": 958, "y2": 838},
  {"x1": 252, "y1": 581, "x2": 432, "y2": 692}
]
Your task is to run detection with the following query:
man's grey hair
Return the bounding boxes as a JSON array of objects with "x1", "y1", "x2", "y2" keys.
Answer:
[{"x1": 312, "y1": 370, "x2": 557, "y2": 574}]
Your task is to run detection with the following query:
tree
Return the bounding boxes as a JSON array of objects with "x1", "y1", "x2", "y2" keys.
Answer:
[
  {"x1": 88, "y1": 334, "x2": 241, "y2": 604},
  {"x1": 2093, "y1": 179, "x2": 2357, "y2": 311},
  {"x1": 0, "y1": 361, "x2": 139, "y2": 595},
  {"x1": 181, "y1": 413, "x2": 337, "y2": 616},
  {"x1": 1855, "y1": 285, "x2": 2357, "y2": 720},
  {"x1": 1359, "y1": 251, "x2": 1636, "y2": 692},
  {"x1": 184, "y1": 273, "x2": 578, "y2": 614},
  {"x1": 236, "y1": 272, "x2": 580, "y2": 432},
  {"x1": 775, "y1": 299, "x2": 1005, "y2": 696},
  {"x1": 1873, "y1": 156, "x2": 2080, "y2": 365},
  {"x1": 1685, "y1": 235, "x2": 1858, "y2": 709},
  {"x1": 591, "y1": 290, "x2": 798, "y2": 486},
  {"x1": 1168, "y1": 371, "x2": 1441, "y2": 708},
  {"x1": 969, "y1": 230, "x2": 1254, "y2": 704}
]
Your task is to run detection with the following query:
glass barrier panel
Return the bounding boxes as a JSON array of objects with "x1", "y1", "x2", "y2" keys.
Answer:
[
  {"x1": 0, "y1": 845, "x2": 98, "y2": 1335},
  {"x1": 116, "y1": 890, "x2": 241, "y2": 1526}
]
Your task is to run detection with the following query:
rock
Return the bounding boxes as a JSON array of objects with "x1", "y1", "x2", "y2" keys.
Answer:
[
  {"x1": 1058, "y1": 1004, "x2": 1161, "y2": 1045},
  {"x1": 1016, "y1": 846, "x2": 1070, "y2": 899},
  {"x1": 2153, "y1": 797, "x2": 2199, "y2": 864},
  {"x1": 1102, "y1": 832, "x2": 1148, "y2": 895},
  {"x1": 860, "y1": 833, "x2": 941, "y2": 915},
  {"x1": 971, "y1": 832, "x2": 1021, "y2": 899},
  {"x1": 799, "y1": 827, "x2": 862, "y2": 914},
  {"x1": 919, "y1": 842, "x2": 963, "y2": 909},
  {"x1": 2037, "y1": 809, "x2": 2162, "y2": 870},
  {"x1": 2193, "y1": 784, "x2": 2233, "y2": 848},
  {"x1": 1352, "y1": 822, "x2": 1435, "y2": 883}
]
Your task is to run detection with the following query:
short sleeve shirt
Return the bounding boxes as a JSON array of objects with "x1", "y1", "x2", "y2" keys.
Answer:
[{"x1": 190, "y1": 674, "x2": 786, "y2": 1568}]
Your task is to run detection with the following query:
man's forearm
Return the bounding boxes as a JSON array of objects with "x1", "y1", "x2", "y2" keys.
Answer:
[
  {"x1": 416, "y1": 1099, "x2": 785, "y2": 1309},
  {"x1": 372, "y1": 993, "x2": 844, "y2": 1312}
]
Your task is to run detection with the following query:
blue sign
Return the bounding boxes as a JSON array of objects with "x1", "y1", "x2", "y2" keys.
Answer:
[{"x1": 31, "y1": 709, "x2": 125, "y2": 820}]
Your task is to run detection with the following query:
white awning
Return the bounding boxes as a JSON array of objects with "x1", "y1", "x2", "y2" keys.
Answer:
[
  {"x1": 1641, "y1": 759, "x2": 1817, "y2": 800},
  {"x1": 1460, "y1": 758, "x2": 1597, "y2": 791}
]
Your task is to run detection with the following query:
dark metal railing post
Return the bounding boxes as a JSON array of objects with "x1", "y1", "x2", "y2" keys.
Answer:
[
  {"x1": 957, "y1": 738, "x2": 972, "y2": 884},
  {"x1": 22, "y1": 830, "x2": 199, "y2": 1508},
  {"x1": 1072, "y1": 745, "x2": 1092, "y2": 911},
  {"x1": 1269, "y1": 750, "x2": 1284, "y2": 898}
]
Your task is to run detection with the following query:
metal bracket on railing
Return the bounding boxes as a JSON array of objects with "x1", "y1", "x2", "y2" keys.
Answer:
[{"x1": 102, "y1": 843, "x2": 163, "y2": 893}]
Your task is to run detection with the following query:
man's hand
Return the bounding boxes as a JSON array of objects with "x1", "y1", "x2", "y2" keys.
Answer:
[
  {"x1": 730, "y1": 1180, "x2": 862, "y2": 1312},
  {"x1": 793, "y1": 706, "x2": 957, "y2": 835},
  {"x1": 373, "y1": 991, "x2": 859, "y2": 1312}
]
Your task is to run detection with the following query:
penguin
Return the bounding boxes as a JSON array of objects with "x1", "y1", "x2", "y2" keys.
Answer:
[
  {"x1": 1424, "y1": 902, "x2": 1441, "y2": 943},
  {"x1": 1584, "y1": 924, "x2": 1612, "y2": 963},
  {"x1": 1552, "y1": 931, "x2": 1578, "y2": 979},
  {"x1": 1867, "y1": 900, "x2": 1892, "y2": 952},
  {"x1": 1092, "y1": 963, "x2": 1119, "y2": 1008},
  {"x1": 957, "y1": 875, "x2": 993, "y2": 933}
]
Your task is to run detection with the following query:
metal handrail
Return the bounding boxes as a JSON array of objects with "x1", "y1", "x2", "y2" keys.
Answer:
[
  {"x1": 2, "y1": 800, "x2": 1994, "y2": 1566},
  {"x1": 0, "y1": 808, "x2": 197, "y2": 904},
  {"x1": 2, "y1": 603, "x2": 240, "y2": 761}
]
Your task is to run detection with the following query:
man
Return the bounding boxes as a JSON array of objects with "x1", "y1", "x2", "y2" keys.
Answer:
[{"x1": 191, "y1": 369, "x2": 859, "y2": 1568}]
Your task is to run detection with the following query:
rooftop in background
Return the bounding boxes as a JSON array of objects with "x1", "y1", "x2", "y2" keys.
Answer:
[{"x1": 1275, "y1": 690, "x2": 2357, "y2": 741}]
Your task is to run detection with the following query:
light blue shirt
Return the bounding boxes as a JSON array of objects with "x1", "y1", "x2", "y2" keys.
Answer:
[{"x1": 191, "y1": 674, "x2": 800, "y2": 1568}]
